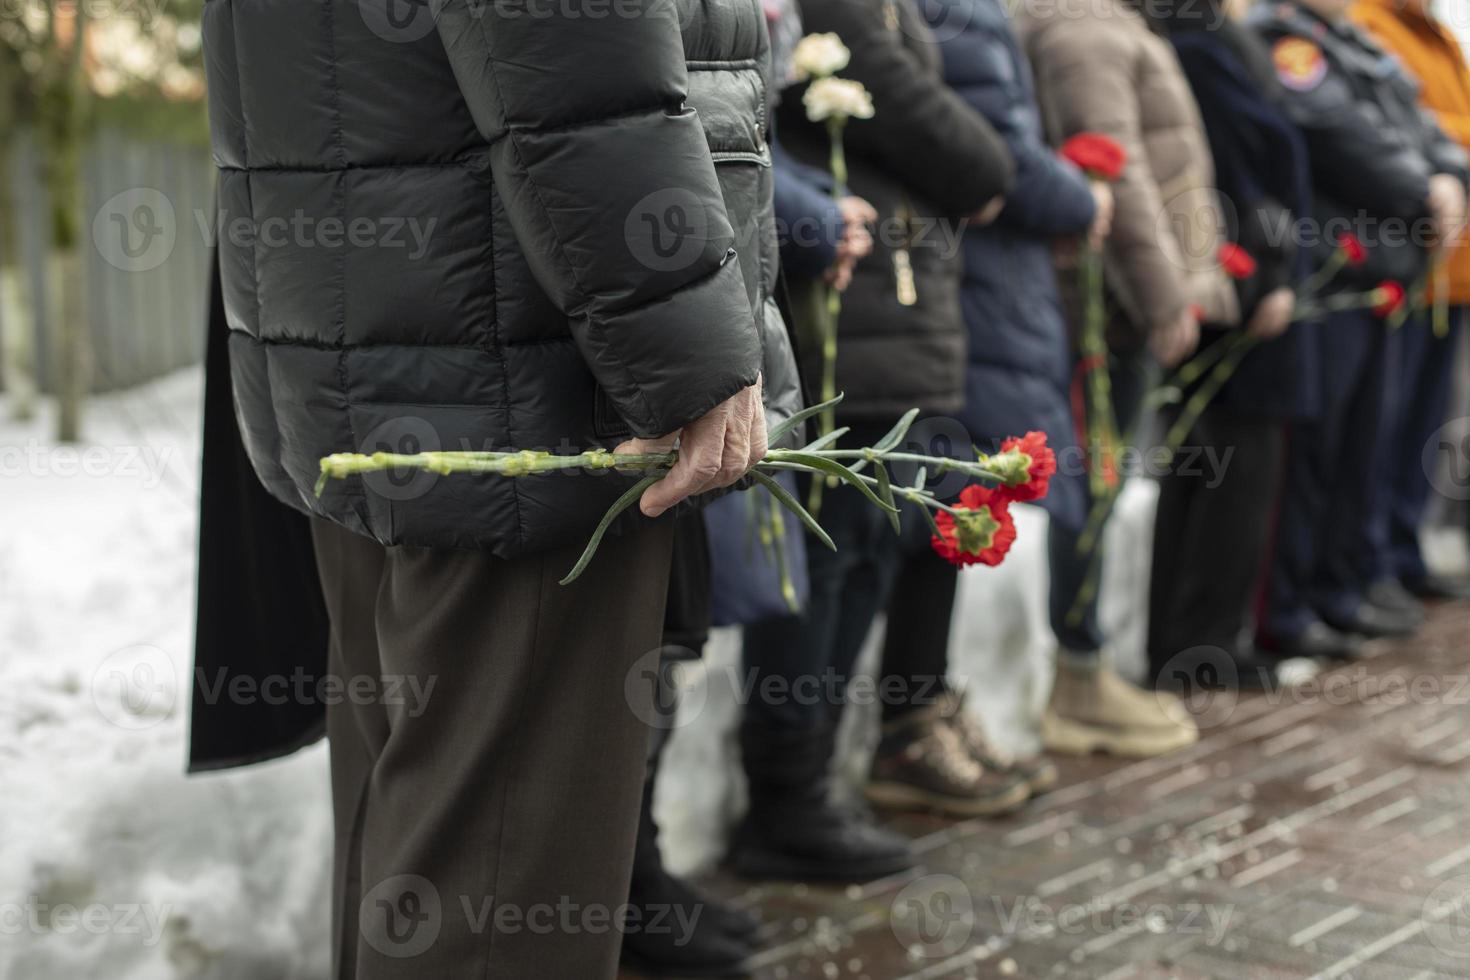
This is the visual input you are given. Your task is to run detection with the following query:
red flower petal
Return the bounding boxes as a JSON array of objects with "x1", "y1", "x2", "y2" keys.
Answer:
[
  {"x1": 1059, "y1": 133, "x2": 1127, "y2": 182},
  {"x1": 931, "y1": 485, "x2": 1017, "y2": 567},
  {"x1": 998, "y1": 431, "x2": 1055, "y2": 503},
  {"x1": 1218, "y1": 242, "x2": 1257, "y2": 280},
  {"x1": 1372, "y1": 280, "x2": 1406, "y2": 318},
  {"x1": 1336, "y1": 232, "x2": 1367, "y2": 266}
]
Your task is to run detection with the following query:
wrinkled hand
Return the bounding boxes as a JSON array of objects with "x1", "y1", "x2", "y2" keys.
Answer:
[
  {"x1": 825, "y1": 196, "x2": 877, "y2": 292},
  {"x1": 1151, "y1": 307, "x2": 1201, "y2": 368},
  {"x1": 1428, "y1": 173, "x2": 1468, "y2": 246},
  {"x1": 1247, "y1": 287, "x2": 1295, "y2": 341},
  {"x1": 1087, "y1": 181, "x2": 1114, "y2": 251},
  {"x1": 972, "y1": 196, "x2": 1006, "y2": 226},
  {"x1": 615, "y1": 376, "x2": 767, "y2": 518}
]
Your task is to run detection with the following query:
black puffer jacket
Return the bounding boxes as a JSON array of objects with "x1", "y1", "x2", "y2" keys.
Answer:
[
  {"x1": 777, "y1": 0, "x2": 1013, "y2": 421},
  {"x1": 202, "y1": 0, "x2": 800, "y2": 555}
]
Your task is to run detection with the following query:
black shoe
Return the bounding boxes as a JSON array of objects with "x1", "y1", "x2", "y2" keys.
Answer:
[
  {"x1": 624, "y1": 736, "x2": 756, "y2": 978},
  {"x1": 1270, "y1": 621, "x2": 1365, "y2": 659},
  {"x1": 728, "y1": 796, "x2": 916, "y2": 881},
  {"x1": 1323, "y1": 601, "x2": 1420, "y2": 639},
  {"x1": 1404, "y1": 573, "x2": 1470, "y2": 601},
  {"x1": 730, "y1": 722, "x2": 916, "y2": 882},
  {"x1": 662, "y1": 874, "x2": 761, "y2": 943},
  {"x1": 620, "y1": 900, "x2": 754, "y2": 979},
  {"x1": 1366, "y1": 580, "x2": 1427, "y2": 622}
]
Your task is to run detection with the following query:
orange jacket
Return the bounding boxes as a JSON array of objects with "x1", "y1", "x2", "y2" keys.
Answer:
[{"x1": 1352, "y1": 0, "x2": 1470, "y2": 303}]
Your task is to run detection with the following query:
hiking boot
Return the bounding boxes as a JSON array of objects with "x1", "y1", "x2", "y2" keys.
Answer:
[
  {"x1": 865, "y1": 704, "x2": 1030, "y2": 818},
  {"x1": 938, "y1": 690, "x2": 1058, "y2": 797},
  {"x1": 1042, "y1": 655, "x2": 1198, "y2": 757}
]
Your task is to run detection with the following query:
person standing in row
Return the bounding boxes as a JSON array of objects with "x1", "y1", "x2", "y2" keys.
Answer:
[
  {"x1": 1145, "y1": 0, "x2": 1314, "y2": 690},
  {"x1": 862, "y1": 0, "x2": 1110, "y2": 817},
  {"x1": 733, "y1": 0, "x2": 1014, "y2": 881},
  {"x1": 1015, "y1": 0, "x2": 1237, "y2": 756},
  {"x1": 1253, "y1": 0, "x2": 1468, "y2": 657},
  {"x1": 1351, "y1": 0, "x2": 1470, "y2": 605},
  {"x1": 191, "y1": 0, "x2": 799, "y2": 975}
]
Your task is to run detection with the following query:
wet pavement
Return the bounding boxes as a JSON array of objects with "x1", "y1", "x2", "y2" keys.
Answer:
[{"x1": 650, "y1": 602, "x2": 1470, "y2": 979}]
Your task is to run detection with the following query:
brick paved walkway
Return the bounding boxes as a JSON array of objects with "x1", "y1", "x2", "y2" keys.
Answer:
[{"x1": 661, "y1": 603, "x2": 1470, "y2": 980}]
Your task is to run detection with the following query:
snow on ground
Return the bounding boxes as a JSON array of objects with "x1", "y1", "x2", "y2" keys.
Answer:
[
  {"x1": 1, "y1": 371, "x2": 1157, "y2": 978},
  {"x1": 2, "y1": 371, "x2": 330, "y2": 980}
]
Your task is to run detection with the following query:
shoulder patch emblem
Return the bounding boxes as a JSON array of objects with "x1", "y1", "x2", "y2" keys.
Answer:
[{"x1": 1274, "y1": 37, "x2": 1327, "y2": 92}]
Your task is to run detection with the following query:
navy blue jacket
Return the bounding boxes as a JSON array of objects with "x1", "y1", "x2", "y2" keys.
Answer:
[
  {"x1": 926, "y1": 0, "x2": 1096, "y2": 530},
  {"x1": 1170, "y1": 19, "x2": 1320, "y2": 419},
  {"x1": 772, "y1": 138, "x2": 843, "y2": 282}
]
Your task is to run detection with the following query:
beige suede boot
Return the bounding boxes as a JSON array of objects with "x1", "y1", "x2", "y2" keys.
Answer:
[{"x1": 1041, "y1": 655, "x2": 1199, "y2": 757}]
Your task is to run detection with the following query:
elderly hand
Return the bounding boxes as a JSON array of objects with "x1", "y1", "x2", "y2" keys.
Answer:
[
  {"x1": 1151, "y1": 307, "x2": 1201, "y2": 368},
  {"x1": 1247, "y1": 287, "x2": 1296, "y2": 342},
  {"x1": 615, "y1": 375, "x2": 767, "y2": 518}
]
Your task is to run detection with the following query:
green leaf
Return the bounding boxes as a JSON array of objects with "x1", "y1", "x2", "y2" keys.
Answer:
[
  {"x1": 874, "y1": 462, "x2": 901, "y2": 534},
  {"x1": 780, "y1": 450, "x2": 899, "y2": 515},
  {"x1": 751, "y1": 470, "x2": 836, "y2": 551},
  {"x1": 911, "y1": 466, "x2": 928, "y2": 493},
  {"x1": 915, "y1": 499, "x2": 943, "y2": 538},
  {"x1": 803, "y1": 426, "x2": 851, "y2": 453},
  {"x1": 873, "y1": 408, "x2": 921, "y2": 453},
  {"x1": 560, "y1": 475, "x2": 662, "y2": 585},
  {"x1": 770, "y1": 394, "x2": 846, "y2": 447}
]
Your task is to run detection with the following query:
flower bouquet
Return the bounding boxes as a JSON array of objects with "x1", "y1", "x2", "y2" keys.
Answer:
[{"x1": 316, "y1": 396, "x2": 1055, "y2": 583}]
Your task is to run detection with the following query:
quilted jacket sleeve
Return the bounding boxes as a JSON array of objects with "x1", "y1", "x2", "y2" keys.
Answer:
[{"x1": 435, "y1": 0, "x2": 761, "y2": 439}]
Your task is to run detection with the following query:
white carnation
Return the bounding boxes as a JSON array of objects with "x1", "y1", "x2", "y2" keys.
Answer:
[
  {"x1": 803, "y1": 77, "x2": 875, "y2": 123},
  {"x1": 792, "y1": 32, "x2": 851, "y2": 81}
]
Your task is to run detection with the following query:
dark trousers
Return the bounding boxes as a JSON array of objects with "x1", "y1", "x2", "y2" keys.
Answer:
[
  {"x1": 1147, "y1": 406, "x2": 1284, "y2": 676},
  {"x1": 1050, "y1": 347, "x2": 1156, "y2": 654},
  {"x1": 1265, "y1": 310, "x2": 1396, "y2": 639},
  {"x1": 311, "y1": 516, "x2": 673, "y2": 980},
  {"x1": 1369, "y1": 310, "x2": 1464, "y2": 585},
  {"x1": 742, "y1": 461, "x2": 899, "y2": 734},
  {"x1": 878, "y1": 544, "x2": 961, "y2": 722}
]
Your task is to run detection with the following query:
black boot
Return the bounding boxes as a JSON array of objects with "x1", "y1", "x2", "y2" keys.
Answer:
[
  {"x1": 622, "y1": 705, "x2": 756, "y2": 978},
  {"x1": 729, "y1": 722, "x2": 916, "y2": 882}
]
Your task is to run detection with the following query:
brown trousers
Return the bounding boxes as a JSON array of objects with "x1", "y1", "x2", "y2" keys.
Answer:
[{"x1": 311, "y1": 517, "x2": 673, "y2": 978}]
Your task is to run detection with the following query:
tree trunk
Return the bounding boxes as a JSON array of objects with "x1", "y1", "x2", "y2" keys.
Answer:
[{"x1": 38, "y1": 14, "x2": 89, "y2": 444}]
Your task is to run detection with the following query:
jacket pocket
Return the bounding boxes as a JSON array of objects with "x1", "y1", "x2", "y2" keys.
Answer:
[{"x1": 593, "y1": 386, "x2": 633, "y2": 440}]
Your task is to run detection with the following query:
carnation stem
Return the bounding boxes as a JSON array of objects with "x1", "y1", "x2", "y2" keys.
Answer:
[{"x1": 315, "y1": 396, "x2": 1034, "y2": 583}]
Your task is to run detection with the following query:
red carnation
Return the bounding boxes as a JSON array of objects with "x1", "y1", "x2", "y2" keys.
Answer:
[
  {"x1": 1372, "y1": 280, "x2": 1406, "y2": 318},
  {"x1": 1218, "y1": 242, "x2": 1257, "y2": 280},
  {"x1": 1337, "y1": 232, "x2": 1367, "y2": 266},
  {"x1": 998, "y1": 431, "x2": 1055, "y2": 503},
  {"x1": 1059, "y1": 133, "x2": 1126, "y2": 182},
  {"x1": 931, "y1": 485, "x2": 1017, "y2": 568}
]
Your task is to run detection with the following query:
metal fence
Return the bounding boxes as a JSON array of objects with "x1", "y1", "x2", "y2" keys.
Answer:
[{"x1": 4, "y1": 127, "x2": 214, "y2": 394}]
